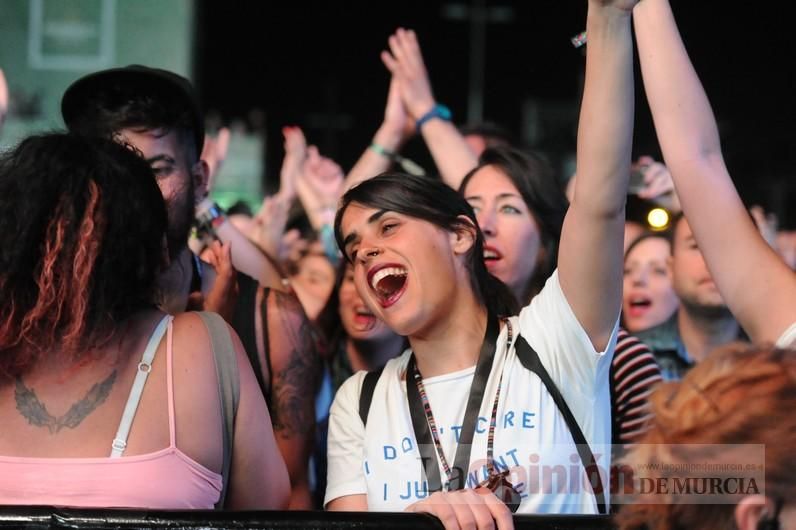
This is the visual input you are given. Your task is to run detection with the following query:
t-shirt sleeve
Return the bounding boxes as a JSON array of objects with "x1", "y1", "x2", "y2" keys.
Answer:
[
  {"x1": 612, "y1": 329, "x2": 663, "y2": 443},
  {"x1": 324, "y1": 370, "x2": 368, "y2": 507},
  {"x1": 517, "y1": 269, "x2": 618, "y2": 411},
  {"x1": 776, "y1": 321, "x2": 796, "y2": 349}
]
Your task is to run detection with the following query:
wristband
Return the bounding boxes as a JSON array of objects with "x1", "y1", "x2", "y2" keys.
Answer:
[
  {"x1": 194, "y1": 199, "x2": 226, "y2": 240},
  {"x1": 369, "y1": 142, "x2": 426, "y2": 177},
  {"x1": 415, "y1": 103, "x2": 452, "y2": 133}
]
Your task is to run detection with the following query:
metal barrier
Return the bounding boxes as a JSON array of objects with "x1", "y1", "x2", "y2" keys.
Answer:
[{"x1": 0, "y1": 507, "x2": 614, "y2": 530}]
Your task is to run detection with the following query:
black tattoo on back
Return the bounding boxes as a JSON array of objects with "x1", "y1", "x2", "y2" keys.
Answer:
[{"x1": 15, "y1": 370, "x2": 117, "y2": 434}]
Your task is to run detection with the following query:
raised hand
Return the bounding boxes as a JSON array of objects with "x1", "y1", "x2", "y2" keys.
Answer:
[
  {"x1": 201, "y1": 127, "x2": 231, "y2": 194},
  {"x1": 201, "y1": 240, "x2": 239, "y2": 321},
  {"x1": 295, "y1": 145, "x2": 344, "y2": 230},
  {"x1": 1, "y1": 68, "x2": 9, "y2": 136},
  {"x1": 596, "y1": 0, "x2": 640, "y2": 12},
  {"x1": 381, "y1": 28, "x2": 436, "y2": 120},
  {"x1": 278, "y1": 125, "x2": 308, "y2": 202},
  {"x1": 250, "y1": 193, "x2": 291, "y2": 261},
  {"x1": 632, "y1": 155, "x2": 681, "y2": 212},
  {"x1": 302, "y1": 146, "x2": 344, "y2": 202},
  {"x1": 380, "y1": 76, "x2": 415, "y2": 144}
]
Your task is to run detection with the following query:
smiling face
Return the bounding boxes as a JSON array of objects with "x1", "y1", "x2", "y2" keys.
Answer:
[
  {"x1": 622, "y1": 236, "x2": 680, "y2": 333},
  {"x1": 463, "y1": 165, "x2": 542, "y2": 302},
  {"x1": 339, "y1": 203, "x2": 472, "y2": 337},
  {"x1": 338, "y1": 263, "x2": 396, "y2": 341}
]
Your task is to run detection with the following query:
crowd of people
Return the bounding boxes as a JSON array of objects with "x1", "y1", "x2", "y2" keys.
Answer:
[{"x1": 1, "y1": 0, "x2": 795, "y2": 528}]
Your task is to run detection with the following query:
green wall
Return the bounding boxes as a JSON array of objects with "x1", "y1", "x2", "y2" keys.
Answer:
[{"x1": 0, "y1": 0, "x2": 194, "y2": 147}]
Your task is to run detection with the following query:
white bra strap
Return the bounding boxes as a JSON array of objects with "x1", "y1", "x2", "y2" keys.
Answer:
[{"x1": 110, "y1": 315, "x2": 172, "y2": 458}]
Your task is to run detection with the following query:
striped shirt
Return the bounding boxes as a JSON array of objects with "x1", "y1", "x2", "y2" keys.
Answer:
[{"x1": 610, "y1": 328, "x2": 664, "y2": 444}]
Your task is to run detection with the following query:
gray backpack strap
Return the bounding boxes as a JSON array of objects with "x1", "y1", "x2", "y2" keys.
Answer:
[
  {"x1": 197, "y1": 311, "x2": 240, "y2": 510},
  {"x1": 358, "y1": 367, "x2": 384, "y2": 427}
]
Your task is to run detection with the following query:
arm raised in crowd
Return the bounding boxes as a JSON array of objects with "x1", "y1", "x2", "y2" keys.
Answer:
[
  {"x1": 632, "y1": 0, "x2": 796, "y2": 344},
  {"x1": 557, "y1": 0, "x2": 637, "y2": 351},
  {"x1": 381, "y1": 28, "x2": 478, "y2": 189},
  {"x1": 198, "y1": 129, "x2": 289, "y2": 291},
  {"x1": 343, "y1": 77, "x2": 415, "y2": 191}
]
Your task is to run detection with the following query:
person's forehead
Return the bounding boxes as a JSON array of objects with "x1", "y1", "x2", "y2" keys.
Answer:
[
  {"x1": 341, "y1": 203, "x2": 382, "y2": 234},
  {"x1": 118, "y1": 127, "x2": 182, "y2": 156},
  {"x1": 674, "y1": 216, "x2": 693, "y2": 240},
  {"x1": 465, "y1": 165, "x2": 519, "y2": 197},
  {"x1": 630, "y1": 237, "x2": 670, "y2": 259}
]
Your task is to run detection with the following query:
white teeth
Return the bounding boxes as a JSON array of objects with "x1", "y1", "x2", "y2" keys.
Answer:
[
  {"x1": 484, "y1": 249, "x2": 499, "y2": 259},
  {"x1": 370, "y1": 267, "x2": 407, "y2": 292}
]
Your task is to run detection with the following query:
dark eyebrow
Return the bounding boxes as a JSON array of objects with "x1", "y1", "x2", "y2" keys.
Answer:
[
  {"x1": 464, "y1": 192, "x2": 521, "y2": 202},
  {"x1": 145, "y1": 154, "x2": 176, "y2": 165},
  {"x1": 341, "y1": 209, "x2": 388, "y2": 250}
]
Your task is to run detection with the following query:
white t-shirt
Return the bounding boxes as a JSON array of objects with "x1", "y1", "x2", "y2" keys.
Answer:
[
  {"x1": 325, "y1": 271, "x2": 618, "y2": 514},
  {"x1": 776, "y1": 322, "x2": 796, "y2": 348}
]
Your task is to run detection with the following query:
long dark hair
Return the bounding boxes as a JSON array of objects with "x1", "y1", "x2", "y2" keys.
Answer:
[
  {"x1": 334, "y1": 172, "x2": 518, "y2": 318},
  {"x1": 460, "y1": 145, "x2": 569, "y2": 304},
  {"x1": 0, "y1": 132, "x2": 168, "y2": 379}
]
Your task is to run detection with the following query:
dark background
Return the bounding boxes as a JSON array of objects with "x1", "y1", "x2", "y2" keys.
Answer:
[{"x1": 195, "y1": 1, "x2": 795, "y2": 227}]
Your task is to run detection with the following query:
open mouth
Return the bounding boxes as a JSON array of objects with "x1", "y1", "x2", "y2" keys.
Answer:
[
  {"x1": 352, "y1": 306, "x2": 378, "y2": 331},
  {"x1": 368, "y1": 264, "x2": 408, "y2": 308},
  {"x1": 483, "y1": 245, "x2": 502, "y2": 272},
  {"x1": 483, "y1": 245, "x2": 502, "y2": 262},
  {"x1": 626, "y1": 296, "x2": 652, "y2": 318}
]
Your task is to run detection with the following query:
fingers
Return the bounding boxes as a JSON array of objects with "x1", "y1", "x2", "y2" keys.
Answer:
[
  {"x1": 407, "y1": 493, "x2": 460, "y2": 530},
  {"x1": 381, "y1": 49, "x2": 399, "y2": 74},
  {"x1": 475, "y1": 488, "x2": 514, "y2": 530},
  {"x1": 215, "y1": 127, "x2": 231, "y2": 159},
  {"x1": 205, "y1": 240, "x2": 234, "y2": 277},
  {"x1": 406, "y1": 490, "x2": 512, "y2": 530},
  {"x1": 459, "y1": 489, "x2": 495, "y2": 530},
  {"x1": 399, "y1": 28, "x2": 424, "y2": 72},
  {"x1": 387, "y1": 32, "x2": 411, "y2": 75},
  {"x1": 638, "y1": 162, "x2": 674, "y2": 199}
]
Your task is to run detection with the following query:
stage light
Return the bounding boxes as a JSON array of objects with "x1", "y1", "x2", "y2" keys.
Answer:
[{"x1": 647, "y1": 207, "x2": 670, "y2": 230}]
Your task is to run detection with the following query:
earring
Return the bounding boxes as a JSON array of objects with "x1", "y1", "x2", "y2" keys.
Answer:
[{"x1": 757, "y1": 498, "x2": 784, "y2": 530}]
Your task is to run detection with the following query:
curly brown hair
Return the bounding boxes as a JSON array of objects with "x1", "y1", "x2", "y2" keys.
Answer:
[
  {"x1": 0, "y1": 133, "x2": 168, "y2": 380},
  {"x1": 615, "y1": 342, "x2": 796, "y2": 530}
]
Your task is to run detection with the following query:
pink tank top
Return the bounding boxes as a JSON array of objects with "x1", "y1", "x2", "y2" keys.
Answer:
[{"x1": 0, "y1": 317, "x2": 223, "y2": 509}]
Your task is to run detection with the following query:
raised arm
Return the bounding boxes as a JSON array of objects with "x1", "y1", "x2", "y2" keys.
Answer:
[
  {"x1": 633, "y1": 0, "x2": 796, "y2": 343},
  {"x1": 381, "y1": 28, "x2": 478, "y2": 188},
  {"x1": 343, "y1": 77, "x2": 415, "y2": 191},
  {"x1": 0, "y1": 68, "x2": 7, "y2": 137},
  {"x1": 558, "y1": 0, "x2": 636, "y2": 351}
]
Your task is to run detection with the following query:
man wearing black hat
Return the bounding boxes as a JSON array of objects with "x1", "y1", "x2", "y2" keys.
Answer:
[{"x1": 62, "y1": 65, "x2": 318, "y2": 509}]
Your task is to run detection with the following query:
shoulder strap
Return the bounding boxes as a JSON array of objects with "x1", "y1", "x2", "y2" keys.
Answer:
[
  {"x1": 358, "y1": 367, "x2": 384, "y2": 427},
  {"x1": 110, "y1": 315, "x2": 171, "y2": 458},
  {"x1": 513, "y1": 335, "x2": 607, "y2": 515},
  {"x1": 197, "y1": 311, "x2": 240, "y2": 510}
]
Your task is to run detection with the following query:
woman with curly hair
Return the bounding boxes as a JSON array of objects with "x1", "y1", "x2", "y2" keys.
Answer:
[
  {"x1": 616, "y1": 343, "x2": 796, "y2": 530},
  {"x1": 0, "y1": 133, "x2": 287, "y2": 509}
]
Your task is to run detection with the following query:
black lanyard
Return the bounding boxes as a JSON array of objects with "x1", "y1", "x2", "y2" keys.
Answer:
[{"x1": 406, "y1": 313, "x2": 499, "y2": 492}]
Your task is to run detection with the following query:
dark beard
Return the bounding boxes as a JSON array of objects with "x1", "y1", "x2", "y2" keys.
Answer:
[
  {"x1": 681, "y1": 298, "x2": 733, "y2": 321},
  {"x1": 166, "y1": 180, "x2": 195, "y2": 261}
]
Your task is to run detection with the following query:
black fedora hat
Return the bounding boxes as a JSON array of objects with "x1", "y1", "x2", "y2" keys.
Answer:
[{"x1": 61, "y1": 64, "x2": 204, "y2": 155}]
